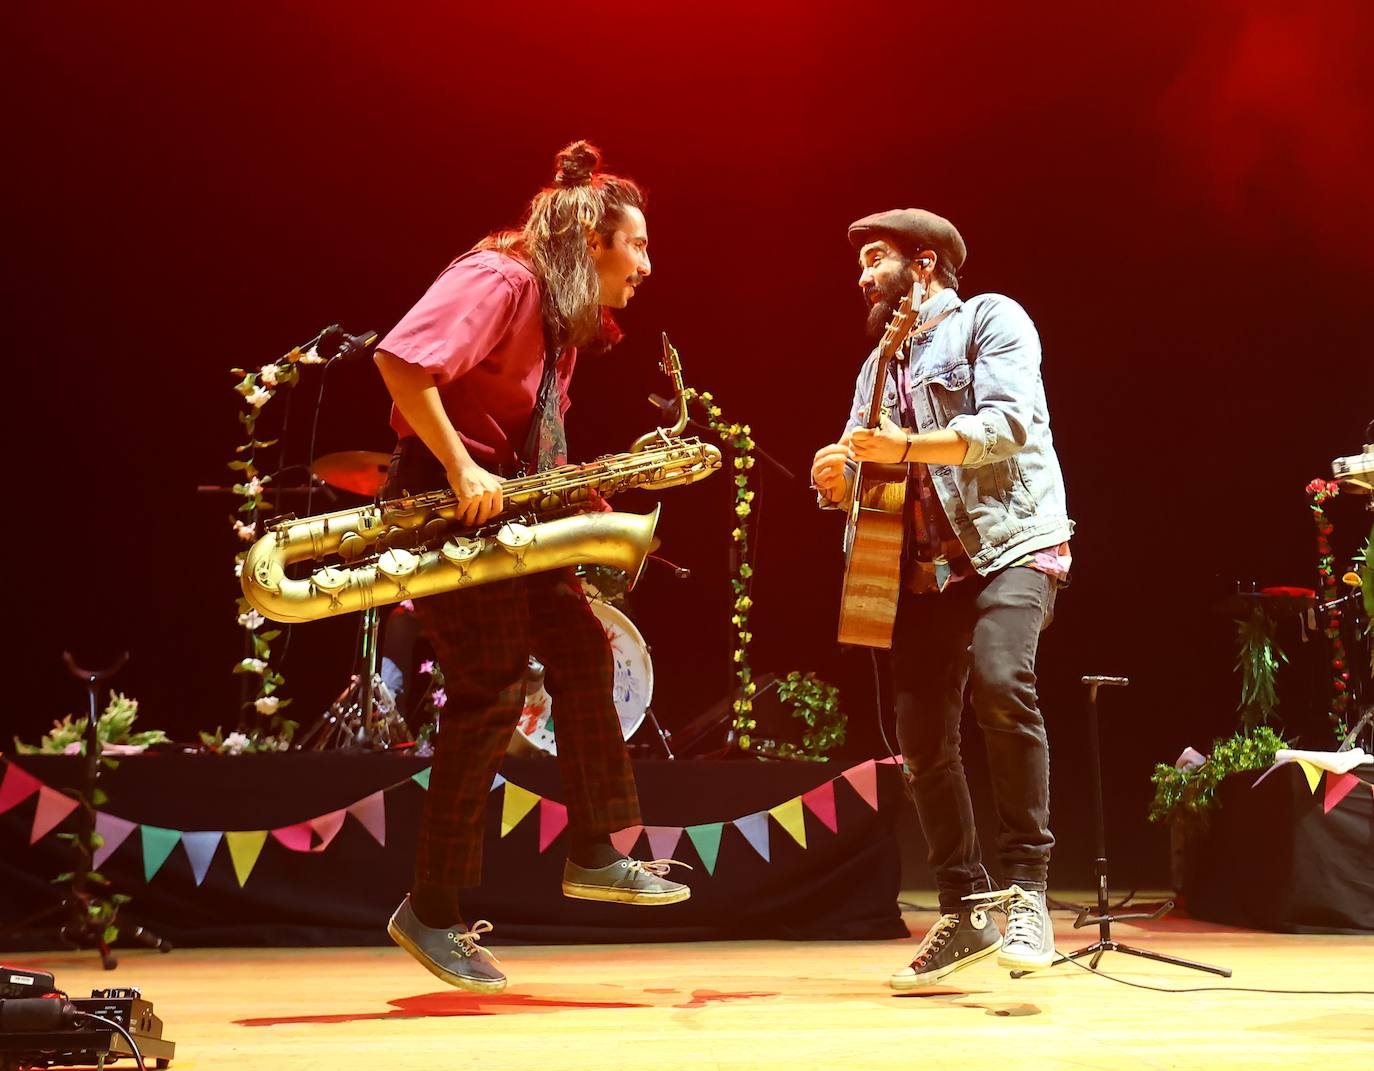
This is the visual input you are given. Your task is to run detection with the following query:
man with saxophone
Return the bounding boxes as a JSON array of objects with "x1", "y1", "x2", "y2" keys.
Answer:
[
  {"x1": 373, "y1": 141, "x2": 688, "y2": 993},
  {"x1": 810, "y1": 209, "x2": 1073, "y2": 988}
]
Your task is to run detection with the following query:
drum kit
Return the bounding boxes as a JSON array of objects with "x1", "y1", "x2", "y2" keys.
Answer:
[{"x1": 296, "y1": 450, "x2": 665, "y2": 755}]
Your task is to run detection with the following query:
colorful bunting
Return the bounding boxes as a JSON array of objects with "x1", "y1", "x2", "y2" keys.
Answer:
[
  {"x1": 309, "y1": 810, "x2": 347, "y2": 853},
  {"x1": 1294, "y1": 759, "x2": 1323, "y2": 794},
  {"x1": 410, "y1": 768, "x2": 432, "y2": 791},
  {"x1": 802, "y1": 782, "x2": 838, "y2": 834},
  {"x1": 182, "y1": 831, "x2": 222, "y2": 886},
  {"x1": 0, "y1": 763, "x2": 41, "y2": 816},
  {"x1": 93, "y1": 812, "x2": 138, "y2": 869},
  {"x1": 734, "y1": 811, "x2": 771, "y2": 862},
  {"x1": 226, "y1": 830, "x2": 268, "y2": 886},
  {"x1": 842, "y1": 759, "x2": 880, "y2": 810},
  {"x1": 769, "y1": 797, "x2": 807, "y2": 849},
  {"x1": 610, "y1": 825, "x2": 643, "y2": 856},
  {"x1": 348, "y1": 792, "x2": 387, "y2": 846},
  {"x1": 685, "y1": 823, "x2": 724, "y2": 875},
  {"x1": 30, "y1": 787, "x2": 80, "y2": 844},
  {"x1": 500, "y1": 783, "x2": 540, "y2": 837},
  {"x1": 538, "y1": 799, "x2": 568, "y2": 853},
  {"x1": 1323, "y1": 771, "x2": 1362, "y2": 814},
  {"x1": 271, "y1": 821, "x2": 313, "y2": 853},
  {"x1": 646, "y1": 824, "x2": 684, "y2": 861},
  {"x1": 491, "y1": 773, "x2": 506, "y2": 791},
  {"x1": 140, "y1": 825, "x2": 181, "y2": 882}
]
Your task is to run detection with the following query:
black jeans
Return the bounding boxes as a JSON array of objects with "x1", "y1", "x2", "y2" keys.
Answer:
[{"x1": 892, "y1": 566, "x2": 1058, "y2": 912}]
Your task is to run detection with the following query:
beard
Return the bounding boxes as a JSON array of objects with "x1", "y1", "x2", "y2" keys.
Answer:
[{"x1": 863, "y1": 261, "x2": 915, "y2": 340}]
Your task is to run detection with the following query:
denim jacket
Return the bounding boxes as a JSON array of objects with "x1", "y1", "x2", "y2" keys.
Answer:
[{"x1": 825, "y1": 288, "x2": 1073, "y2": 575}]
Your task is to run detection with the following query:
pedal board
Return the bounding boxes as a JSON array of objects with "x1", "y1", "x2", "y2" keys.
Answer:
[{"x1": 0, "y1": 987, "x2": 175, "y2": 1069}]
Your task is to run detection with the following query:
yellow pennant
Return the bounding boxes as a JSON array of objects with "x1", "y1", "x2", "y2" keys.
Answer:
[
  {"x1": 1294, "y1": 759, "x2": 1323, "y2": 794},
  {"x1": 225, "y1": 830, "x2": 269, "y2": 887},
  {"x1": 500, "y1": 783, "x2": 541, "y2": 837},
  {"x1": 768, "y1": 796, "x2": 807, "y2": 849}
]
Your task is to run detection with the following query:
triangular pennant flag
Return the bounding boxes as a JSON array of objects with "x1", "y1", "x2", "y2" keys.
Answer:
[
  {"x1": 348, "y1": 791, "x2": 387, "y2": 846},
  {"x1": 310, "y1": 809, "x2": 347, "y2": 853},
  {"x1": 769, "y1": 797, "x2": 807, "y2": 849},
  {"x1": 141, "y1": 825, "x2": 181, "y2": 882},
  {"x1": 734, "y1": 811, "x2": 771, "y2": 862},
  {"x1": 645, "y1": 825, "x2": 684, "y2": 860},
  {"x1": 1294, "y1": 759, "x2": 1323, "y2": 794},
  {"x1": 686, "y1": 823, "x2": 724, "y2": 875},
  {"x1": 500, "y1": 783, "x2": 540, "y2": 837},
  {"x1": 0, "y1": 763, "x2": 42, "y2": 816},
  {"x1": 842, "y1": 759, "x2": 880, "y2": 810},
  {"x1": 802, "y1": 782, "x2": 839, "y2": 833},
  {"x1": 610, "y1": 825, "x2": 643, "y2": 856},
  {"x1": 1323, "y1": 771, "x2": 1362, "y2": 814},
  {"x1": 877, "y1": 754, "x2": 903, "y2": 765},
  {"x1": 181, "y1": 831, "x2": 222, "y2": 886},
  {"x1": 491, "y1": 773, "x2": 506, "y2": 791},
  {"x1": 271, "y1": 821, "x2": 313, "y2": 852},
  {"x1": 226, "y1": 830, "x2": 269, "y2": 887},
  {"x1": 30, "y1": 786, "x2": 80, "y2": 844},
  {"x1": 93, "y1": 812, "x2": 138, "y2": 869},
  {"x1": 411, "y1": 768, "x2": 432, "y2": 791},
  {"x1": 538, "y1": 799, "x2": 568, "y2": 853}
]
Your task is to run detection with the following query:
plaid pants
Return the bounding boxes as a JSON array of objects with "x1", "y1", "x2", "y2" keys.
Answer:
[{"x1": 411, "y1": 568, "x2": 643, "y2": 891}]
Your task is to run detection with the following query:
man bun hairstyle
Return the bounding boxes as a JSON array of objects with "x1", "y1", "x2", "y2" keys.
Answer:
[{"x1": 479, "y1": 139, "x2": 646, "y2": 349}]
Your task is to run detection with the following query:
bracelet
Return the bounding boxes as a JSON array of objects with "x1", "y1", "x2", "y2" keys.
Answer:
[{"x1": 901, "y1": 431, "x2": 915, "y2": 463}]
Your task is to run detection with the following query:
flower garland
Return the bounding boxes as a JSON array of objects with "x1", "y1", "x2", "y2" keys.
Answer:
[
  {"x1": 1306, "y1": 478, "x2": 1350, "y2": 737},
  {"x1": 226, "y1": 344, "x2": 324, "y2": 745},
  {"x1": 683, "y1": 388, "x2": 760, "y2": 748}
]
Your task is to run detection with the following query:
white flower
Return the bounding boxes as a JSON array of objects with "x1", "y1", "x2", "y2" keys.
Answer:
[
  {"x1": 297, "y1": 347, "x2": 325, "y2": 365},
  {"x1": 224, "y1": 731, "x2": 250, "y2": 755},
  {"x1": 258, "y1": 364, "x2": 279, "y2": 387},
  {"x1": 243, "y1": 476, "x2": 264, "y2": 498},
  {"x1": 238, "y1": 658, "x2": 267, "y2": 674},
  {"x1": 234, "y1": 559, "x2": 244, "y2": 578},
  {"x1": 238, "y1": 610, "x2": 265, "y2": 630},
  {"x1": 246, "y1": 386, "x2": 272, "y2": 408},
  {"x1": 232, "y1": 519, "x2": 257, "y2": 542},
  {"x1": 254, "y1": 696, "x2": 280, "y2": 715}
]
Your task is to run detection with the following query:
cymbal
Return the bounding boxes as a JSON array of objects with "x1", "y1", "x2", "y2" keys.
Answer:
[{"x1": 311, "y1": 450, "x2": 391, "y2": 497}]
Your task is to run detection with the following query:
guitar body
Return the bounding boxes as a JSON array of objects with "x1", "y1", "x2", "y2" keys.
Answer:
[{"x1": 838, "y1": 463, "x2": 907, "y2": 648}]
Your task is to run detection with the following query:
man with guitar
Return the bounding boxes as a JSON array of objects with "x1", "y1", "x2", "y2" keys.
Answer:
[{"x1": 811, "y1": 209, "x2": 1072, "y2": 987}]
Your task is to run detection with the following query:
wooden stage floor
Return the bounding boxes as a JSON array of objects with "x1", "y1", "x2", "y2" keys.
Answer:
[{"x1": 7, "y1": 895, "x2": 1370, "y2": 1071}]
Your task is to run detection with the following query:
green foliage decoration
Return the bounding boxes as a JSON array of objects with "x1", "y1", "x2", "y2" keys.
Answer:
[
  {"x1": 1234, "y1": 609, "x2": 1285, "y2": 730},
  {"x1": 1148, "y1": 726, "x2": 1289, "y2": 827},
  {"x1": 13, "y1": 692, "x2": 168, "y2": 756},
  {"x1": 747, "y1": 671, "x2": 847, "y2": 762}
]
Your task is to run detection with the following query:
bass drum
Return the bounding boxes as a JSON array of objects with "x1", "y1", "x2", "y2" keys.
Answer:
[{"x1": 514, "y1": 601, "x2": 652, "y2": 756}]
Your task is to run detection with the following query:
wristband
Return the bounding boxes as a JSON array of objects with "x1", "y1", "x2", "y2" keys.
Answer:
[{"x1": 901, "y1": 431, "x2": 915, "y2": 463}]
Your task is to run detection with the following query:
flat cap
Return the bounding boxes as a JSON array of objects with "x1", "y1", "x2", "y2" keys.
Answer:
[{"x1": 848, "y1": 208, "x2": 967, "y2": 273}]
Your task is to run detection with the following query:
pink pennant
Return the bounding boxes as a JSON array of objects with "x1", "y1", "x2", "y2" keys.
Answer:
[
  {"x1": 271, "y1": 821, "x2": 313, "y2": 852},
  {"x1": 802, "y1": 782, "x2": 839, "y2": 833},
  {"x1": 645, "y1": 825, "x2": 683, "y2": 860},
  {"x1": 877, "y1": 754, "x2": 903, "y2": 765},
  {"x1": 0, "y1": 763, "x2": 42, "y2": 816},
  {"x1": 348, "y1": 792, "x2": 387, "y2": 846},
  {"x1": 310, "y1": 809, "x2": 347, "y2": 852},
  {"x1": 842, "y1": 759, "x2": 879, "y2": 811},
  {"x1": 610, "y1": 825, "x2": 643, "y2": 856},
  {"x1": 30, "y1": 786, "x2": 80, "y2": 844},
  {"x1": 538, "y1": 799, "x2": 568, "y2": 853},
  {"x1": 93, "y1": 812, "x2": 138, "y2": 868},
  {"x1": 1323, "y1": 771, "x2": 1362, "y2": 814}
]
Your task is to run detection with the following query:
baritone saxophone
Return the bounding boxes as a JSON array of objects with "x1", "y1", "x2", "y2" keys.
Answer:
[{"x1": 241, "y1": 334, "x2": 720, "y2": 623}]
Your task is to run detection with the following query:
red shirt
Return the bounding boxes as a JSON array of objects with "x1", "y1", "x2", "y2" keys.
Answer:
[{"x1": 378, "y1": 250, "x2": 576, "y2": 470}]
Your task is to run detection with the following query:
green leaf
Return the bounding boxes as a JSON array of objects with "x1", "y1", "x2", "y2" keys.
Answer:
[
  {"x1": 92, "y1": 788, "x2": 109, "y2": 806},
  {"x1": 103, "y1": 925, "x2": 120, "y2": 945},
  {"x1": 51, "y1": 872, "x2": 75, "y2": 884}
]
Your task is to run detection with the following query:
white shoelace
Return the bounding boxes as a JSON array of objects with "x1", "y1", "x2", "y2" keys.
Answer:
[
  {"x1": 626, "y1": 858, "x2": 693, "y2": 878},
  {"x1": 964, "y1": 884, "x2": 1044, "y2": 947},
  {"x1": 448, "y1": 919, "x2": 500, "y2": 964}
]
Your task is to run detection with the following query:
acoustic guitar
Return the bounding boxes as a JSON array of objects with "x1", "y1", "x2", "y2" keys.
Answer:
[{"x1": 837, "y1": 285, "x2": 921, "y2": 648}]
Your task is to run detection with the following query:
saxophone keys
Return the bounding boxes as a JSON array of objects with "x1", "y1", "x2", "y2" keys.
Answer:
[
  {"x1": 377, "y1": 547, "x2": 419, "y2": 581},
  {"x1": 440, "y1": 536, "x2": 483, "y2": 583},
  {"x1": 311, "y1": 565, "x2": 349, "y2": 593},
  {"x1": 496, "y1": 522, "x2": 535, "y2": 571}
]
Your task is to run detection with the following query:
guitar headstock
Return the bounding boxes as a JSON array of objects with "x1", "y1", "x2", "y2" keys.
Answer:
[{"x1": 878, "y1": 282, "x2": 922, "y2": 360}]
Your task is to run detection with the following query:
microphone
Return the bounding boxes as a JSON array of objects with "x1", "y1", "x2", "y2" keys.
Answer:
[{"x1": 334, "y1": 329, "x2": 381, "y2": 363}]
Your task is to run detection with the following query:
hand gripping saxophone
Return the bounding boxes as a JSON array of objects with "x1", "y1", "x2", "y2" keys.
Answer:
[{"x1": 241, "y1": 336, "x2": 721, "y2": 624}]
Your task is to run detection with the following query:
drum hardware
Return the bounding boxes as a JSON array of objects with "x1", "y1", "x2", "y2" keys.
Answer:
[
  {"x1": 296, "y1": 605, "x2": 411, "y2": 751},
  {"x1": 310, "y1": 450, "x2": 392, "y2": 499}
]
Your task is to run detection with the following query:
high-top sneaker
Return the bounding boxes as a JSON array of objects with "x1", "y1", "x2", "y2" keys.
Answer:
[
  {"x1": 889, "y1": 907, "x2": 1002, "y2": 989},
  {"x1": 965, "y1": 884, "x2": 1057, "y2": 972}
]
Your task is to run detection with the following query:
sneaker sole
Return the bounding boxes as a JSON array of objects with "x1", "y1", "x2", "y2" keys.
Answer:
[
  {"x1": 889, "y1": 936, "x2": 1003, "y2": 990},
  {"x1": 387, "y1": 919, "x2": 508, "y2": 993},
  {"x1": 997, "y1": 947, "x2": 1057, "y2": 972},
  {"x1": 561, "y1": 880, "x2": 691, "y2": 905}
]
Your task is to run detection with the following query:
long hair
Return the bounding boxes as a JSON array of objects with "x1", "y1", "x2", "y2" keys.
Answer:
[{"x1": 477, "y1": 141, "x2": 645, "y2": 349}]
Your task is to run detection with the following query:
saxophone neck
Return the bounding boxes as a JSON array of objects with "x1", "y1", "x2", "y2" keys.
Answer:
[{"x1": 631, "y1": 332, "x2": 692, "y2": 452}]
